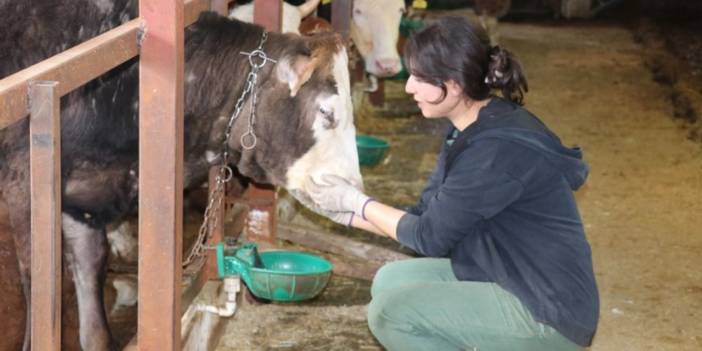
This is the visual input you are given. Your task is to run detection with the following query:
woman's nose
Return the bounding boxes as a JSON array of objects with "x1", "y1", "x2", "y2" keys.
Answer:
[{"x1": 405, "y1": 75, "x2": 416, "y2": 94}]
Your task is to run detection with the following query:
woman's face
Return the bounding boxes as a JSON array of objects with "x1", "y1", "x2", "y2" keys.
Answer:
[{"x1": 405, "y1": 74, "x2": 462, "y2": 119}]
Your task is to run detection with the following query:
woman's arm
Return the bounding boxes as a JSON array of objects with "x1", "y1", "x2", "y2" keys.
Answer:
[{"x1": 350, "y1": 201, "x2": 406, "y2": 241}]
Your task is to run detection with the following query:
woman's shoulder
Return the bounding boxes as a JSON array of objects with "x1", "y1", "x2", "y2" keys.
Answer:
[{"x1": 475, "y1": 98, "x2": 547, "y2": 132}]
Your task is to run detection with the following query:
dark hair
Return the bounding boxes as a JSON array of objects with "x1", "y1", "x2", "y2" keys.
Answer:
[{"x1": 404, "y1": 16, "x2": 528, "y2": 105}]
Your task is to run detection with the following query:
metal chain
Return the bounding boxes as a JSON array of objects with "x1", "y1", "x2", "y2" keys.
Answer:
[{"x1": 183, "y1": 32, "x2": 276, "y2": 268}]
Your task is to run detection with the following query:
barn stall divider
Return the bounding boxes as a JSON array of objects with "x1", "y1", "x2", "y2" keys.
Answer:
[{"x1": 0, "y1": 0, "x2": 354, "y2": 349}]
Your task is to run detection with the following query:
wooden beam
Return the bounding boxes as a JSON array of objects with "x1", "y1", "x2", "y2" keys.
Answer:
[
  {"x1": 277, "y1": 223, "x2": 411, "y2": 263},
  {"x1": 137, "y1": 0, "x2": 184, "y2": 349},
  {"x1": 0, "y1": 19, "x2": 140, "y2": 130},
  {"x1": 29, "y1": 81, "x2": 62, "y2": 351},
  {"x1": 324, "y1": 254, "x2": 382, "y2": 281},
  {"x1": 0, "y1": 0, "x2": 212, "y2": 131}
]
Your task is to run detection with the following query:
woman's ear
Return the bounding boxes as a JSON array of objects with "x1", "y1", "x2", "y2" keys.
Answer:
[{"x1": 446, "y1": 80, "x2": 463, "y2": 97}]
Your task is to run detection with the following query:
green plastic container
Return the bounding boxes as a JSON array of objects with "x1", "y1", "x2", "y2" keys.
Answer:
[
  {"x1": 356, "y1": 134, "x2": 390, "y2": 167},
  {"x1": 217, "y1": 242, "x2": 332, "y2": 302}
]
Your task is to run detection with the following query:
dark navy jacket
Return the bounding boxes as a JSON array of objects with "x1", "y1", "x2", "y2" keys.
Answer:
[{"x1": 396, "y1": 97, "x2": 599, "y2": 347}]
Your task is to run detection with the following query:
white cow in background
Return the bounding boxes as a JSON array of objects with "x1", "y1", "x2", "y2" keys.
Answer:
[
  {"x1": 231, "y1": 0, "x2": 404, "y2": 78},
  {"x1": 349, "y1": 0, "x2": 404, "y2": 77},
  {"x1": 229, "y1": 0, "x2": 321, "y2": 34}
]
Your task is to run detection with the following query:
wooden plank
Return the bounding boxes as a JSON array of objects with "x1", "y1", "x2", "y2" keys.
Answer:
[
  {"x1": 0, "y1": 0, "x2": 210, "y2": 131},
  {"x1": 29, "y1": 81, "x2": 62, "y2": 351},
  {"x1": 0, "y1": 19, "x2": 140, "y2": 130},
  {"x1": 324, "y1": 254, "x2": 382, "y2": 281},
  {"x1": 137, "y1": 0, "x2": 185, "y2": 348},
  {"x1": 277, "y1": 223, "x2": 411, "y2": 263},
  {"x1": 331, "y1": 0, "x2": 352, "y2": 39},
  {"x1": 253, "y1": 0, "x2": 282, "y2": 32}
]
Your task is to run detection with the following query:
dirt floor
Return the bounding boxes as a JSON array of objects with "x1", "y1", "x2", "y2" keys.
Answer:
[{"x1": 210, "y1": 10, "x2": 702, "y2": 351}]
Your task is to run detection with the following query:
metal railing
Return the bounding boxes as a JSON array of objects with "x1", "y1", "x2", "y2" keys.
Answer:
[{"x1": 0, "y1": 0, "x2": 351, "y2": 349}]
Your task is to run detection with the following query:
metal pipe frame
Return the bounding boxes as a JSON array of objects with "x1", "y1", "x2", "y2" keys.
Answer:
[{"x1": 29, "y1": 80, "x2": 62, "y2": 351}]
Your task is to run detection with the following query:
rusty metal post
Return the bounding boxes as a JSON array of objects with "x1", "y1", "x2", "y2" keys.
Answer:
[
  {"x1": 137, "y1": 0, "x2": 184, "y2": 349},
  {"x1": 248, "y1": 0, "x2": 280, "y2": 246},
  {"x1": 331, "y1": 0, "x2": 352, "y2": 39},
  {"x1": 253, "y1": 0, "x2": 282, "y2": 32},
  {"x1": 369, "y1": 79, "x2": 386, "y2": 106},
  {"x1": 29, "y1": 80, "x2": 62, "y2": 351},
  {"x1": 244, "y1": 183, "x2": 278, "y2": 245},
  {"x1": 205, "y1": 167, "x2": 225, "y2": 280}
]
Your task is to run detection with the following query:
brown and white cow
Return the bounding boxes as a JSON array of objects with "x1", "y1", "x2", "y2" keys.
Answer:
[{"x1": 0, "y1": 1, "x2": 361, "y2": 350}]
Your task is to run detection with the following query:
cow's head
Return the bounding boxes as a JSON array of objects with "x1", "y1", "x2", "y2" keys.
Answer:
[
  {"x1": 227, "y1": 30, "x2": 362, "y2": 205},
  {"x1": 350, "y1": 0, "x2": 405, "y2": 77}
]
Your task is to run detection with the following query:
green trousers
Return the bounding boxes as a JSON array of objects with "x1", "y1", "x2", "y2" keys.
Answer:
[{"x1": 367, "y1": 258, "x2": 583, "y2": 351}]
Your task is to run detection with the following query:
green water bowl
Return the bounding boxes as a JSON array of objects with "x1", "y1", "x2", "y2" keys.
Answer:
[
  {"x1": 357, "y1": 134, "x2": 390, "y2": 167},
  {"x1": 217, "y1": 243, "x2": 332, "y2": 302}
]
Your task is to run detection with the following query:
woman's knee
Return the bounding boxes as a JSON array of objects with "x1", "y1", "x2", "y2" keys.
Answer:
[
  {"x1": 370, "y1": 260, "x2": 408, "y2": 297},
  {"x1": 367, "y1": 290, "x2": 409, "y2": 341},
  {"x1": 371, "y1": 259, "x2": 450, "y2": 297},
  {"x1": 367, "y1": 293, "x2": 386, "y2": 335}
]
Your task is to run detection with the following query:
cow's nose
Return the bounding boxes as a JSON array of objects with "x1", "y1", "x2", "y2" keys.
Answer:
[{"x1": 375, "y1": 58, "x2": 402, "y2": 76}]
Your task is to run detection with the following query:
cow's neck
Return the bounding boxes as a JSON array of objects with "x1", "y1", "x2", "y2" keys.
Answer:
[{"x1": 184, "y1": 17, "x2": 285, "y2": 184}]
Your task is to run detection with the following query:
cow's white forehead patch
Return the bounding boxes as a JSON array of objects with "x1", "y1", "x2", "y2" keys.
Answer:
[{"x1": 284, "y1": 49, "x2": 362, "y2": 193}]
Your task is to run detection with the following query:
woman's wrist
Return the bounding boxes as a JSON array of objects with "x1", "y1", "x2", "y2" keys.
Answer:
[{"x1": 360, "y1": 198, "x2": 376, "y2": 220}]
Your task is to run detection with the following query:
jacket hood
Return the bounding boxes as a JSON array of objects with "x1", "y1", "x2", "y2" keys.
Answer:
[
  {"x1": 459, "y1": 98, "x2": 589, "y2": 190},
  {"x1": 476, "y1": 128, "x2": 589, "y2": 190}
]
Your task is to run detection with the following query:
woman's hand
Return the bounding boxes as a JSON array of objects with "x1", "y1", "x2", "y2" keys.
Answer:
[
  {"x1": 318, "y1": 209, "x2": 354, "y2": 227},
  {"x1": 309, "y1": 175, "x2": 373, "y2": 218}
]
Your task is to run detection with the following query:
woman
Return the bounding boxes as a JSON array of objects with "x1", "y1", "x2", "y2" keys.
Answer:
[{"x1": 309, "y1": 16, "x2": 599, "y2": 350}]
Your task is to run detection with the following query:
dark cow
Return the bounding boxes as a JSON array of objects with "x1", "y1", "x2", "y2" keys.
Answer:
[{"x1": 0, "y1": 0, "x2": 361, "y2": 349}]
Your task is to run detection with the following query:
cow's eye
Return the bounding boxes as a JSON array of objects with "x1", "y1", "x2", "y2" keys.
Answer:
[
  {"x1": 353, "y1": 8, "x2": 362, "y2": 16},
  {"x1": 319, "y1": 107, "x2": 337, "y2": 129}
]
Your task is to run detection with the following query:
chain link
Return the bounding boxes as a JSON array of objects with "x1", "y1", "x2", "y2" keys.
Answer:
[{"x1": 183, "y1": 32, "x2": 276, "y2": 268}]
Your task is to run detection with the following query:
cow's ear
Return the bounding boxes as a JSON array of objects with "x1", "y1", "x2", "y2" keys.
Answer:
[{"x1": 276, "y1": 55, "x2": 318, "y2": 97}]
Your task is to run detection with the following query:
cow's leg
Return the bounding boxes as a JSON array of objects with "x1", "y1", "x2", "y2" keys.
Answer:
[
  {"x1": 62, "y1": 213, "x2": 113, "y2": 351},
  {"x1": 0, "y1": 198, "x2": 27, "y2": 351},
  {"x1": 4, "y1": 190, "x2": 32, "y2": 351}
]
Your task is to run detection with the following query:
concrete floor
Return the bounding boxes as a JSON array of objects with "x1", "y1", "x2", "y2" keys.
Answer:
[{"x1": 214, "y1": 17, "x2": 702, "y2": 351}]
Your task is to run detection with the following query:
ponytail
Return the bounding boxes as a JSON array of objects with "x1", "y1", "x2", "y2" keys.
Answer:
[{"x1": 485, "y1": 46, "x2": 528, "y2": 105}]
